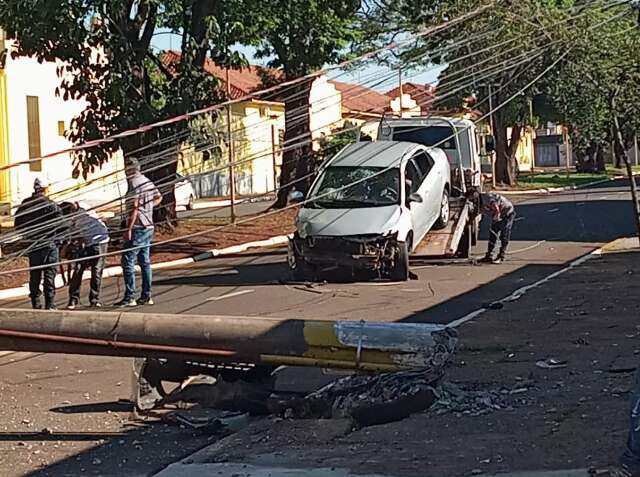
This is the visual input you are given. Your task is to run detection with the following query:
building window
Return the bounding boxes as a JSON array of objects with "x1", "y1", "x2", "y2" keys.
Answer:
[
  {"x1": 26, "y1": 96, "x2": 42, "y2": 171},
  {"x1": 57, "y1": 121, "x2": 65, "y2": 137}
]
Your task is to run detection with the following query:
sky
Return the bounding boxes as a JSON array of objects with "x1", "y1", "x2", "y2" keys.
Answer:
[{"x1": 151, "y1": 32, "x2": 445, "y2": 93}]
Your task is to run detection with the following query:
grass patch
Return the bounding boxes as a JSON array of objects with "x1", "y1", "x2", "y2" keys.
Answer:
[
  {"x1": 512, "y1": 172, "x2": 608, "y2": 190},
  {"x1": 606, "y1": 165, "x2": 640, "y2": 176}
]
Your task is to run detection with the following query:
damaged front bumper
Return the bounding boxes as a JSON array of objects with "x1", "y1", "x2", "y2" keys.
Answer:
[{"x1": 290, "y1": 232, "x2": 401, "y2": 273}]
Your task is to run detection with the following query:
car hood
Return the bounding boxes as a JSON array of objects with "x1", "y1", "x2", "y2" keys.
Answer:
[{"x1": 297, "y1": 205, "x2": 402, "y2": 238}]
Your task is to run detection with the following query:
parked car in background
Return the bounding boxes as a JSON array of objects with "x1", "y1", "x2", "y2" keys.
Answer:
[
  {"x1": 174, "y1": 173, "x2": 196, "y2": 211},
  {"x1": 288, "y1": 141, "x2": 451, "y2": 281}
]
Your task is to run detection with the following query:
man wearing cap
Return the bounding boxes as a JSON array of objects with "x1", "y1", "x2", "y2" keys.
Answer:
[
  {"x1": 467, "y1": 187, "x2": 516, "y2": 264},
  {"x1": 114, "y1": 158, "x2": 162, "y2": 307},
  {"x1": 63, "y1": 202, "x2": 110, "y2": 309},
  {"x1": 14, "y1": 178, "x2": 63, "y2": 309}
]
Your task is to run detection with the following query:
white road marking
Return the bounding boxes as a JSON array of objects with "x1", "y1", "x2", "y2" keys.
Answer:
[
  {"x1": 206, "y1": 289, "x2": 255, "y2": 301},
  {"x1": 547, "y1": 208, "x2": 560, "y2": 213},
  {"x1": 507, "y1": 240, "x2": 547, "y2": 254},
  {"x1": 446, "y1": 242, "x2": 610, "y2": 329}
]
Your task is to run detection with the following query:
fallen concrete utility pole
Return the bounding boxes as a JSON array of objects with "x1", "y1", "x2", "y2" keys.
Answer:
[{"x1": 0, "y1": 309, "x2": 457, "y2": 372}]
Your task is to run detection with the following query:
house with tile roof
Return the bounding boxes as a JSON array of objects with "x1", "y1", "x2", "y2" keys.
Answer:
[
  {"x1": 162, "y1": 52, "x2": 401, "y2": 198},
  {"x1": 386, "y1": 82, "x2": 436, "y2": 117}
]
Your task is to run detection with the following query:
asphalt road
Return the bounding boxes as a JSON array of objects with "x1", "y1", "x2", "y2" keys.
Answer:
[{"x1": 0, "y1": 178, "x2": 636, "y2": 477}]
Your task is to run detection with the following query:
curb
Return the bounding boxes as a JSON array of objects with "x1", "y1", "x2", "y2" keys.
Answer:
[
  {"x1": 154, "y1": 462, "x2": 592, "y2": 477},
  {"x1": 0, "y1": 234, "x2": 291, "y2": 302}
]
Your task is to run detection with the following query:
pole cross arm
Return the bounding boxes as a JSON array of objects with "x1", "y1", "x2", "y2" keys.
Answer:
[{"x1": 0, "y1": 309, "x2": 457, "y2": 372}]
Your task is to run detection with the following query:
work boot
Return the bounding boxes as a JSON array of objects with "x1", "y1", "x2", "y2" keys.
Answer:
[
  {"x1": 137, "y1": 296, "x2": 154, "y2": 306},
  {"x1": 114, "y1": 298, "x2": 138, "y2": 308},
  {"x1": 479, "y1": 254, "x2": 494, "y2": 263}
]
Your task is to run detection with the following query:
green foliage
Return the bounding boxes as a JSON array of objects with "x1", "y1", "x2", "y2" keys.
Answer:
[
  {"x1": 544, "y1": 4, "x2": 640, "y2": 154},
  {"x1": 316, "y1": 120, "x2": 367, "y2": 164},
  {"x1": 363, "y1": 0, "x2": 638, "y2": 183},
  {"x1": 0, "y1": 0, "x2": 257, "y2": 178},
  {"x1": 251, "y1": 0, "x2": 363, "y2": 78}
]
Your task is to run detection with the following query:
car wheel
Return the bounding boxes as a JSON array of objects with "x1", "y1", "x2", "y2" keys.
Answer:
[
  {"x1": 186, "y1": 195, "x2": 195, "y2": 211},
  {"x1": 389, "y1": 241, "x2": 410, "y2": 282},
  {"x1": 433, "y1": 189, "x2": 450, "y2": 230}
]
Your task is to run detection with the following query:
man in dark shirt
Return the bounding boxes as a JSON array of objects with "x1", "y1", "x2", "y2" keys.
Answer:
[
  {"x1": 467, "y1": 188, "x2": 516, "y2": 264},
  {"x1": 14, "y1": 178, "x2": 63, "y2": 309}
]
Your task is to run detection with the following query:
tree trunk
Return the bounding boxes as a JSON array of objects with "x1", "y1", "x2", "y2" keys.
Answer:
[
  {"x1": 595, "y1": 143, "x2": 606, "y2": 172},
  {"x1": 273, "y1": 79, "x2": 315, "y2": 209},
  {"x1": 494, "y1": 114, "x2": 520, "y2": 186}
]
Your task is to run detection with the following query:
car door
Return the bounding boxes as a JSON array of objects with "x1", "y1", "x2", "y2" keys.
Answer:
[
  {"x1": 412, "y1": 151, "x2": 440, "y2": 230},
  {"x1": 404, "y1": 157, "x2": 430, "y2": 246}
]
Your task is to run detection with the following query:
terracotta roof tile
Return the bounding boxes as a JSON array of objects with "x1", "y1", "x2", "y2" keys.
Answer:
[
  {"x1": 161, "y1": 51, "x2": 281, "y2": 100},
  {"x1": 329, "y1": 80, "x2": 389, "y2": 115},
  {"x1": 161, "y1": 52, "x2": 389, "y2": 115}
]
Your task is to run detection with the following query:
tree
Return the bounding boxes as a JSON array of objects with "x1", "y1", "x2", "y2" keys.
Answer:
[
  {"x1": 0, "y1": 0, "x2": 256, "y2": 228},
  {"x1": 545, "y1": 3, "x2": 640, "y2": 172},
  {"x1": 250, "y1": 0, "x2": 362, "y2": 208},
  {"x1": 361, "y1": 0, "x2": 627, "y2": 185}
]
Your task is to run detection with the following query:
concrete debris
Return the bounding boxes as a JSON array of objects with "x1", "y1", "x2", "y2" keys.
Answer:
[
  {"x1": 274, "y1": 369, "x2": 442, "y2": 427},
  {"x1": 162, "y1": 408, "x2": 250, "y2": 433},
  {"x1": 430, "y1": 382, "x2": 510, "y2": 417},
  {"x1": 536, "y1": 358, "x2": 568, "y2": 370}
]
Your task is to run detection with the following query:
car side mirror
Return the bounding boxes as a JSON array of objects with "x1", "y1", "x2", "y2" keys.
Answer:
[
  {"x1": 288, "y1": 190, "x2": 305, "y2": 204},
  {"x1": 485, "y1": 135, "x2": 496, "y2": 153},
  {"x1": 408, "y1": 193, "x2": 423, "y2": 204}
]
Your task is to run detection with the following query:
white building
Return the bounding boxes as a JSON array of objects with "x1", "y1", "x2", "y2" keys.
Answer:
[{"x1": 0, "y1": 40, "x2": 125, "y2": 215}]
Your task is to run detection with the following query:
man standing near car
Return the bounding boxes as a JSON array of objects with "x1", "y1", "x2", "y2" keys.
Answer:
[
  {"x1": 114, "y1": 158, "x2": 162, "y2": 307},
  {"x1": 14, "y1": 177, "x2": 63, "y2": 309},
  {"x1": 64, "y1": 202, "x2": 110, "y2": 309},
  {"x1": 467, "y1": 187, "x2": 516, "y2": 264}
]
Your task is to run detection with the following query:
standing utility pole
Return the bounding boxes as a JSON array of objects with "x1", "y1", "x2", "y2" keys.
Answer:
[
  {"x1": 398, "y1": 67, "x2": 403, "y2": 118},
  {"x1": 611, "y1": 94, "x2": 640, "y2": 244},
  {"x1": 488, "y1": 83, "x2": 496, "y2": 188},
  {"x1": 226, "y1": 68, "x2": 236, "y2": 224},
  {"x1": 271, "y1": 123, "x2": 278, "y2": 194}
]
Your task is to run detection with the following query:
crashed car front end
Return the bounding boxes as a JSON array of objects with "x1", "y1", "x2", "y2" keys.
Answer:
[{"x1": 290, "y1": 232, "x2": 403, "y2": 276}]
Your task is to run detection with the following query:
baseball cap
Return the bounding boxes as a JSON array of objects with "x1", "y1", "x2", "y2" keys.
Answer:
[{"x1": 34, "y1": 177, "x2": 50, "y2": 190}]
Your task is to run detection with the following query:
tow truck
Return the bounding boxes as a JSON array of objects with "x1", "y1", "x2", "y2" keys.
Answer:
[{"x1": 375, "y1": 115, "x2": 494, "y2": 258}]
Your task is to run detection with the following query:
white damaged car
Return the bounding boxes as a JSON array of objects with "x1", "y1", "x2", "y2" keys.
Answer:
[{"x1": 288, "y1": 141, "x2": 451, "y2": 281}]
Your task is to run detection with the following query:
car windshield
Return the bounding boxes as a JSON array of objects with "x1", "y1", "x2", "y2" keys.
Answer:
[
  {"x1": 308, "y1": 166, "x2": 400, "y2": 208},
  {"x1": 392, "y1": 126, "x2": 457, "y2": 149}
]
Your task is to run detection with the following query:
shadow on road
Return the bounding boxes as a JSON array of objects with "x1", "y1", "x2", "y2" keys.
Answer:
[{"x1": 51, "y1": 401, "x2": 133, "y2": 414}]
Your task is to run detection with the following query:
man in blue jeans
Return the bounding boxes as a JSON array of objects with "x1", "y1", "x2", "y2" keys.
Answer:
[
  {"x1": 114, "y1": 158, "x2": 162, "y2": 307},
  {"x1": 609, "y1": 368, "x2": 640, "y2": 476}
]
